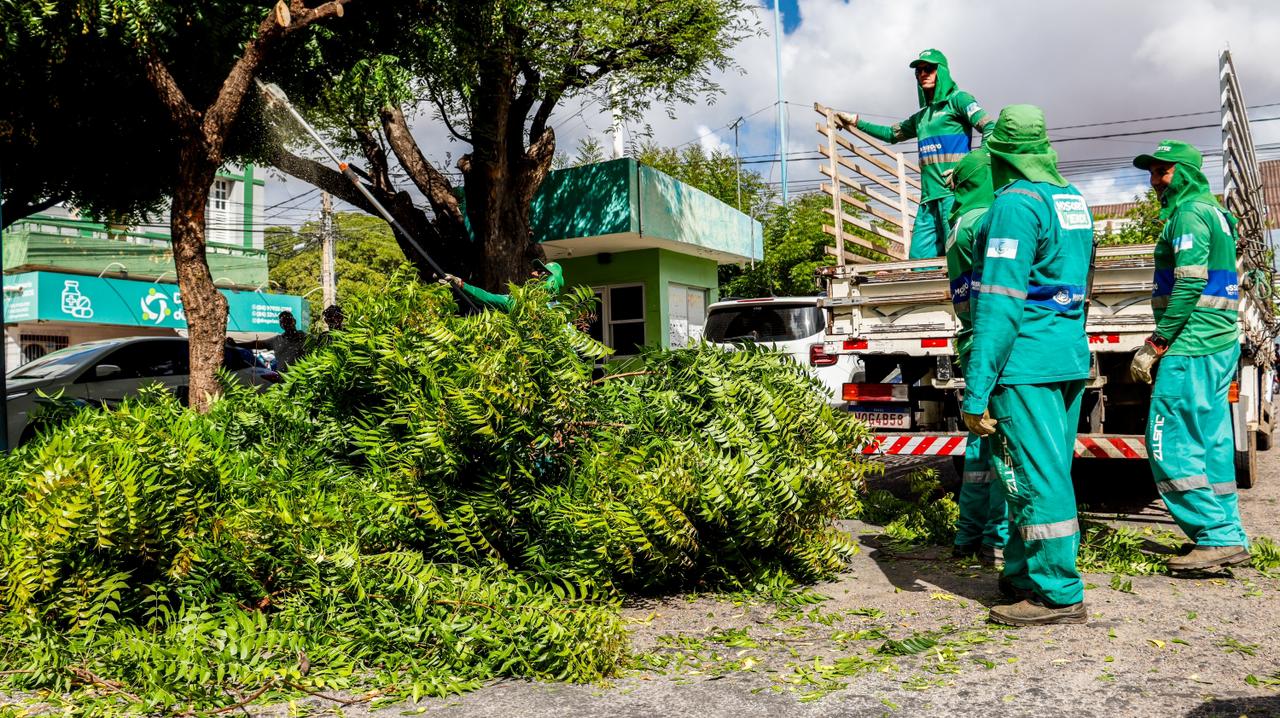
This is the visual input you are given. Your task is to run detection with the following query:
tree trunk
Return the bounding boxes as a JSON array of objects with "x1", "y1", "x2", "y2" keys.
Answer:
[{"x1": 170, "y1": 150, "x2": 228, "y2": 413}]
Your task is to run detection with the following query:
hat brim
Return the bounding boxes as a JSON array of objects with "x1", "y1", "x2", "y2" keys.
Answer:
[
  {"x1": 1133, "y1": 154, "x2": 1157, "y2": 170},
  {"x1": 909, "y1": 59, "x2": 938, "y2": 69}
]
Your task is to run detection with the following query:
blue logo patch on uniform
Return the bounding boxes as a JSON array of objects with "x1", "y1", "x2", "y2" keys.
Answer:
[
  {"x1": 1174, "y1": 234, "x2": 1194, "y2": 252},
  {"x1": 1052, "y1": 194, "x2": 1092, "y2": 230},
  {"x1": 986, "y1": 237, "x2": 1019, "y2": 259}
]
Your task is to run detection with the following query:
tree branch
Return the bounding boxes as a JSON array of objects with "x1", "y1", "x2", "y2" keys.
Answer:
[
  {"x1": 202, "y1": 0, "x2": 353, "y2": 153},
  {"x1": 142, "y1": 51, "x2": 200, "y2": 137},
  {"x1": 379, "y1": 105, "x2": 465, "y2": 227},
  {"x1": 268, "y1": 145, "x2": 379, "y2": 217}
]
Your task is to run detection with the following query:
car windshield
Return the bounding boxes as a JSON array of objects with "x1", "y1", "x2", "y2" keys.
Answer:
[
  {"x1": 704, "y1": 303, "x2": 825, "y2": 343},
  {"x1": 8, "y1": 343, "x2": 108, "y2": 380}
]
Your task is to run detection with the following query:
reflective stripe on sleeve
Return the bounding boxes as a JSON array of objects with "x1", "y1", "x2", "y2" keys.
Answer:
[
  {"x1": 1020, "y1": 517, "x2": 1079, "y2": 542},
  {"x1": 963, "y1": 471, "x2": 992, "y2": 484},
  {"x1": 981, "y1": 284, "x2": 1028, "y2": 300},
  {"x1": 1196, "y1": 296, "x2": 1239, "y2": 310},
  {"x1": 1156, "y1": 474, "x2": 1209, "y2": 494},
  {"x1": 1211, "y1": 482, "x2": 1237, "y2": 496},
  {"x1": 1174, "y1": 265, "x2": 1208, "y2": 279}
]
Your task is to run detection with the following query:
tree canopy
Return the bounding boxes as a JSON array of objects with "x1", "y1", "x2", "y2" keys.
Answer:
[{"x1": 267, "y1": 211, "x2": 408, "y2": 317}]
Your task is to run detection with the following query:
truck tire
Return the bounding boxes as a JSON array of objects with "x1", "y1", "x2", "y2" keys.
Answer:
[{"x1": 1236, "y1": 430, "x2": 1257, "y2": 489}]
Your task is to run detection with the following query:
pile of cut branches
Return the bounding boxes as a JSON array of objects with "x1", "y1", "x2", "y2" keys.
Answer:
[{"x1": 0, "y1": 275, "x2": 874, "y2": 713}]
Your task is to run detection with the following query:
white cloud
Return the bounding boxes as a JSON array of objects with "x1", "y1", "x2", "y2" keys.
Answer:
[{"x1": 696, "y1": 124, "x2": 734, "y2": 155}]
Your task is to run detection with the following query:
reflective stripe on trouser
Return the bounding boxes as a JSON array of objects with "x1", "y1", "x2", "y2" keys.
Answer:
[
  {"x1": 1147, "y1": 345, "x2": 1248, "y2": 547},
  {"x1": 954, "y1": 431, "x2": 1009, "y2": 549},
  {"x1": 989, "y1": 381, "x2": 1086, "y2": 606},
  {"x1": 911, "y1": 196, "x2": 955, "y2": 260}
]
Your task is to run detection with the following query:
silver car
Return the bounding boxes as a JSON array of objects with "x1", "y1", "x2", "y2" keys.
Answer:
[{"x1": 5, "y1": 336, "x2": 280, "y2": 447}]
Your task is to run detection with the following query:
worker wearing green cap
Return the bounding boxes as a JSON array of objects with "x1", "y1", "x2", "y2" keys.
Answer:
[
  {"x1": 835, "y1": 49, "x2": 994, "y2": 260},
  {"x1": 946, "y1": 148, "x2": 1009, "y2": 565},
  {"x1": 961, "y1": 105, "x2": 1093, "y2": 626},
  {"x1": 1130, "y1": 140, "x2": 1249, "y2": 571},
  {"x1": 444, "y1": 261, "x2": 565, "y2": 312}
]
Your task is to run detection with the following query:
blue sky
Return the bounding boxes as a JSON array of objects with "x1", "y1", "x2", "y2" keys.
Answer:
[{"x1": 773, "y1": 0, "x2": 804, "y2": 33}]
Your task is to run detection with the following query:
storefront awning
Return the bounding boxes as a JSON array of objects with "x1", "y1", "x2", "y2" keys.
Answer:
[{"x1": 2, "y1": 271, "x2": 308, "y2": 331}]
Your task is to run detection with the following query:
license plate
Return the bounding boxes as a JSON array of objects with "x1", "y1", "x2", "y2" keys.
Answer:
[{"x1": 848, "y1": 405, "x2": 912, "y2": 429}]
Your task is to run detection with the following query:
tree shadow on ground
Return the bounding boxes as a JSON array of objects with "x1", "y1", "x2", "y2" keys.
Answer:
[{"x1": 1186, "y1": 694, "x2": 1280, "y2": 717}]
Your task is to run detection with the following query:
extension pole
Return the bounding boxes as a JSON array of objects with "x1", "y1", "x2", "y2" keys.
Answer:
[
  {"x1": 255, "y1": 80, "x2": 479, "y2": 310},
  {"x1": 0, "y1": 168, "x2": 8, "y2": 452}
]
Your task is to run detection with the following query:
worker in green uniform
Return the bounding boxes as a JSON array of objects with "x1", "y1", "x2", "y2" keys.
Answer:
[
  {"x1": 961, "y1": 105, "x2": 1093, "y2": 626},
  {"x1": 946, "y1": 148, "x2": 1008, "y2": 565},
  {"x1": 836, "y1": 49, "x2": 994, "y2": 260},
  {"x1": 1129, "y1": 140, "x2": 1250, "y2": 571},
  {"x1": 444, "y1": 261, "x2": 564, "y2": 312}
]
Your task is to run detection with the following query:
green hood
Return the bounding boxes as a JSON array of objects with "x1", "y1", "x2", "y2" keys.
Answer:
[
  {"x1": 911, "y1": 48, "x2": 957, "y2": 108},
  {"x1": 1135, "y1": 140, "x2": 1225, "y2": 220},
  {"x1": 987, "y1": 104, "x2": 1068, "y2": 189},
  {"x1": 542, "y1": 261, "x2": 565, "y2": 294},
  {"x1": 949, "y1": 147, "x2": 994, "y2": 224}
]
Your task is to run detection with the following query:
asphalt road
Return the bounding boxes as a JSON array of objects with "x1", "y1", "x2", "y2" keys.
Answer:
[{"x1": 291, "y1": 445, "x2": 1280, "y2": 718}]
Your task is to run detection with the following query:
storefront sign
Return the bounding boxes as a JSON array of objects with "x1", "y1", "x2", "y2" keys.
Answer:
[{"x1": 3, "y1": 271, "x2": 308, "y2": 331}]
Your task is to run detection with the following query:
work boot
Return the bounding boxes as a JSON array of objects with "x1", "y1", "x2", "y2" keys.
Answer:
[
  {"x1": 1167, "y1": 545, "x2": 1250, "y2": 572},
  {"x1": 997, "y1": 575, "x2": 1032, "y2": 602},
  {"x1": 952, "y1": 542, "x2": 980, "y2": 559},
  {"x1": 979, "y1": 545, "x2": 1004, "y2": 569},
  {"x1": 988, "y1": 599, "x2": 1087, "y2": 627}
]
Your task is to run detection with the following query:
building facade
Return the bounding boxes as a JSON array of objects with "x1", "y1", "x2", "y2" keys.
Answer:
[
  {"x1": 531, "y1": 158, "x2": 762, "y2": 356},
  {"x1": 2, "y1": 166, "x2": 306, "y2": 368}
]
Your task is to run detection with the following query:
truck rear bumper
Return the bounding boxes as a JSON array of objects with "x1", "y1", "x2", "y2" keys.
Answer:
[{"x1": 861, "y1": 434, "x2": 1148, "y2": 459}]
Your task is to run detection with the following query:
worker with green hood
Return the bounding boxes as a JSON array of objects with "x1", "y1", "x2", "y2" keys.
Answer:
[
  {"x1": 961, "y1": 105, "x2": 1093, "y2": 626},
  {"x1": 945, "y1": 148, "x2": 1008, "y2": 565},
  {"x1": 444, "y1": 261, "x2": 565, "y2": 312},
  {"x1": 1130, "y1": 140, "x2": 1249, "y2": 572},
  {"x1": 835, "y1": 49, "x2": 994, "y2": 260}
]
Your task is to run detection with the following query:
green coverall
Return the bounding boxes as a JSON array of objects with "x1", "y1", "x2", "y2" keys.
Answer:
[
  {"x1": 963, "y1": 106, "x2": 1093, "y2": 607},
  {"x1": 855, "y1": 49, "x2": 994, "y2": 260},
  {"x1": 945, "y1": 149, "x2": 1008, "y2": 552},
  {"x1": 1137, "y1": 142, "x2": 1248, "y2": 548},
  {"x1": 459, "y1": 262, "x2": 565, "y2": 311}
]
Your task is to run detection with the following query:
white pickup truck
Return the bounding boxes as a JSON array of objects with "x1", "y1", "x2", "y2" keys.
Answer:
[
  {"x1": 817, "y1": 244, "x2": 1276, "y2": 486},
  {"x1": 814, "y1": 50, "x2": 1277, "y2": 486}
]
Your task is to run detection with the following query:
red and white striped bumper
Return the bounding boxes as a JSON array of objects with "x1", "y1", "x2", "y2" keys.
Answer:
[{"x1": 860, "y1": 434, "x2": 1147, "y2": 459}]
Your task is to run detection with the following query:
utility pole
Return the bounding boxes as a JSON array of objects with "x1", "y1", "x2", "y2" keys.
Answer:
[
  {"x1": 773, "y1": 0, "x2": 788, "y2": 204},
  {"x1": 730, "y1": 116, "x2": 744, "y2": 212},
  {"x1": 0, "y1": 168, "x2": 8, "y2": 452},
  {"x1": 320, "y1": 192, "x2": 336, "y2": 312}
]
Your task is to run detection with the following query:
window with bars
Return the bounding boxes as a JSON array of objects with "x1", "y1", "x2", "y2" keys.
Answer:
[{"x1": 19, "y1": 334, "x2": 69, "y2": 366}]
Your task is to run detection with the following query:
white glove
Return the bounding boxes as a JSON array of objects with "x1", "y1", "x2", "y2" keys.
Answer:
[
  {"x1": 835, "y1": 111, "x2": 859, "y2": 129},
  {"x1": 1129, "y1": 336, "x2": 1167, "y2": 384},
  {"x1": 440, "y1": 274, "x2": 463, "y2": 288},
  {"x1": 962, "y1": 409, "x2": 998, "y2": 437}
]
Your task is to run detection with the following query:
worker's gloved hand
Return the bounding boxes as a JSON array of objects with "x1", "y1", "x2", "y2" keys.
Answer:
[
  {"x1": 943, "y1": 168, "x2": 956, "y2": 189},
  {"x1": 1129, "y1": 334, "x2": 1169, "y2": 384},
  {"x1": 835, "y1": 111, "x2": 859, "y2": 129},
  {"x1": 440, "y1": 274, "x2": 464, "y2": 289},
  {"x1": 962, "y1": 409, "x2": 998, "y2": 437}
]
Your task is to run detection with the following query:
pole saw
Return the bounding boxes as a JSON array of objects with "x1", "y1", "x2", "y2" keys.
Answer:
[{"x1": 255, "y1": 79, "x2": 479, "y2": 311}]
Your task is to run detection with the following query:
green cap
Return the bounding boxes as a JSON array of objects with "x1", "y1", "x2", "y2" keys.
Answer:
[
  {"x1": 909, "y1": 48, "x2": 948, "y2": 69},
  {"x1": 1133, "y1": 140, "x2": 1203, "y2": 170}
]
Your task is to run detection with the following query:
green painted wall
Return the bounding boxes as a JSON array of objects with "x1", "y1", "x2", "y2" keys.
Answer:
[
  {"x1": 3, "y1": 217, "x2": 268, "y2": 288},
  {"x1": 557, "y1": 247, "x2": 718, "y2": 349},
  {"x1": 530, "y1": 158, "x2": 763, "y2": 261}
]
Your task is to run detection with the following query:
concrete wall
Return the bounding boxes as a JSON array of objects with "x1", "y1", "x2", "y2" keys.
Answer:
[{"x1": 557, "y1": 247, "x2": 719, "y2": 349}]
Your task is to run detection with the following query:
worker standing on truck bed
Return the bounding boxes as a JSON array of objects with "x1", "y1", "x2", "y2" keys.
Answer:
[
  {"x1": 835, "y1": 49, "x2": 994, "y2": 260},
  {"x1": 945, "y1": 147, "x2": 1009, "y2": 565},
  {"x1": 1129, "y1": 140, "x2": 1250, "y2": 571},
  {"x1": 961, "y1": 105, "x2": 1093, "y2": 626}
]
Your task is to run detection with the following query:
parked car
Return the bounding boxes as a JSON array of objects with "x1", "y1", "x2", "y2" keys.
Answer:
[
  {"x1": 5, "y1": 336, "x2": 280, "y2": 447},
  {"x1": 704, "y1": 296, "x2": 860, "y2": 407}
]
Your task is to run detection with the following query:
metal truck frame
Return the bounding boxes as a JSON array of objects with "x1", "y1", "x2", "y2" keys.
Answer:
[{"x1": 815, "y1": 50, "x2": 1277, "y2": 487}]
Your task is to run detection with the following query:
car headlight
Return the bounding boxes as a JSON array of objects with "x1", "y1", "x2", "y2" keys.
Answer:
[{"x1": 5, "y1": 392, "x2": 29, "y2": 401}]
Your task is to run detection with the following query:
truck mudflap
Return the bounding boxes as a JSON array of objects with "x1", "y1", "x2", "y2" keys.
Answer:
[{"x1": 861, "y1": 434, "x2": 1148, "y2": 459}]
